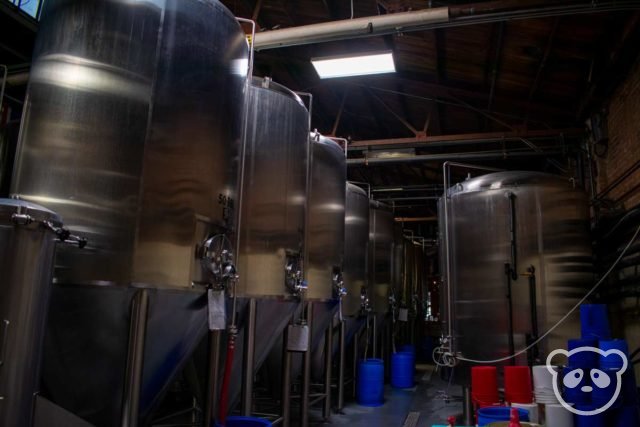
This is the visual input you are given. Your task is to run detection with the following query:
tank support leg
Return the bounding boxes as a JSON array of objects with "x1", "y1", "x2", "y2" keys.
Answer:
[
  {"x1": 205, "y1": 329, "x2": 221, "y2": 426},
  {"x1": 121, "y1": 289, "x2": 149, "y2": 427},
  {"x1": 301, "y1": 302, "x2": 313, "y2": 427},
  {"x1": 337, "y1": 320, "x2": 346, "y2": 412},
  {"x1": 322, "y1": 323, "x2": 333, "y2": 420},
  {"x1": 241, "y1": 298, "x2": 257, "y2": 415},
  {"x1": 281, "y1": 323, "x2": 291, "y2": 427}
]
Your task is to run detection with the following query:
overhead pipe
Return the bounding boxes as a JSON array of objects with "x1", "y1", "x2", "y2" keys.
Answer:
[
  {"x1": 253, "y1": 7, "x2": 449, "y2": 50},
  {"x1": 252, "y1": 1, "x2": 640, "y2": 50},
  {"x1": 347, "y1": 149, "x2": 564, "y2": 165}
]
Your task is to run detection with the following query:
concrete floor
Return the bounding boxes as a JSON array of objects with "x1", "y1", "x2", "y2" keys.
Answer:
[{"x1": 309, "y1": 365, "x2": 465, "y2": 427}]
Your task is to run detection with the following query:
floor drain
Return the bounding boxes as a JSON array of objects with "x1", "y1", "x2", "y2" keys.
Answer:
[{"x1": 402, "y1": 411, "x2": 420, "y2": 427}]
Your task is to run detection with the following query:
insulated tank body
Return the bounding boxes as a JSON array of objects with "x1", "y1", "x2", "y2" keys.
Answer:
[
  {"x1": 9, "y1": 0, "x2": 249, "y2": 424},
  {"x1": 237, "y1": 77, "x2": 309, "y2": 298},
  {"x1": 343, "y1": 183, "x2": 369, "y2": 316},
  {"x1": 306, "y1": 133, "x2": 346, "y2": 301},
  {"x1": 440, "y1": 171, "x2": 592, "y2": 367},
  {"x1": 369, "y1": 200, "x2": 394, "y2": 314}
]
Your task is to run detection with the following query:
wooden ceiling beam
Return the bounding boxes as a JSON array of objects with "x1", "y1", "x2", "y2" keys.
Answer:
[
  {"x1": 348, "y1": 127, "x2": 584, "y2": 148},
  {"x1": 487, "y1": 21, "x2": 505, "y2": 112},
  {"x1": 528, "y1": 17, "x2": 560, "y2": 102},
  {"x1": 434, "y1": 28, "x2": 446, "y2": 134}
]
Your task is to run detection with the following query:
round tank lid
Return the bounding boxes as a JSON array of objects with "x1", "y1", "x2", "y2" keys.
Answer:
[
  {"x1": 449, "y1": 171, "x2": 576, "y2": 195},
  {"x1": 311, "y1": 132, "x2": 345, "y2": 155},
  {"x1": 370, "y1": 199, "x2": 392, "y2": 211},
  {"x1": 347, "y1": 182, "x2": 368, "y2": 198},
  {"x1": 0, "y1": 198, "x2": 62, "y2": 226},
  {"x1": 251, "y1": 76, "x2": 305, "y2": 107}
]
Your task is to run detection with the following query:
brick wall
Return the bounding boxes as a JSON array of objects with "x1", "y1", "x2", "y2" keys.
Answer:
[{"x1": 595, "y1": 55, "x2": 640, "y2": 210}]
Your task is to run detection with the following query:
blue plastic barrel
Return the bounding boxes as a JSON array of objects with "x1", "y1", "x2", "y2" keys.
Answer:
[
  {"x1": 391, "y1": 351, "x2": 415, "y2": 388},
  {"x1": 217, "y1": 416, "x2": 273, "y2": 427},
  {"x1": 477, "y1": 407, "x2": 529, "y2": 426},
  {"x1": 357, "y1": 359, "x2": 384, "y2": 407}
]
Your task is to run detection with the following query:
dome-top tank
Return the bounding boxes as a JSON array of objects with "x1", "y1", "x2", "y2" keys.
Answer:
[
  {"x1": 7, "y1": 0, "x2": 249, "y2": 425},
  {"x1": 369, "y1": 200, "x2": 394, "y2": 314},
  {"x1": 306, "y1": 133, "x2": 346, "y2": 301},
  {"x1": 237, "y1": 77, "x2": 309, "y2": 298},
  {"x1": 343, "y1": 183, "x2": 369, "y2": 316},
  {"x1": 11, "y1": 0, "x2": 249, "y2": 288},
  {"x1": 440, "y1": 171, "x2": 592, "y2": 366}
]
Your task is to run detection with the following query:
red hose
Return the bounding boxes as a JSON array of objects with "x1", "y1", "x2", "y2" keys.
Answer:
[{"x1": 218, "y1": 335, "x2": 236, "y2": 426}]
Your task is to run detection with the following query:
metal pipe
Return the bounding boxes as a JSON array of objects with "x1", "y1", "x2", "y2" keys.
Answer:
[
  {"x1": 121, "y1": 289, "x2": 149, "y2": 427},
  {"x1": 301, "y1": 302, "x2": 313, "y2": 427},
  {"x1": 337, "y1": 320, "x2": 346, "y2": 411},
  {"x1": 253, "y1": 1, "x2": 640, "y2": 50},
  {"x1": 323, "y1": 325, "x2": 333, "y2": 420},
  {"x1": 241, "y1": 298, "x2": 257, "y2": 415},
  {"x1": 204, "y1": 330, "x2": 221, "y2": 426},
  {"x1": 0, "y1": 65, "x2": 7, "y2": 114},
  {"x1": 329, "y1": 136, "x2": 349, "y2": 157},
  {"x1": 348, "y1": 149, "x2": 563, "y2": 165},
  {"x1": 281, "y1": 323, "x2": 292, "y2": 427},
  {"x1": 253, "y1": 7, "x2": 449, "y2": 49},
  {"x1": 507, "y1": 192, "x2": 518, "y2": 281},
  {"x1": 297, "y1": 92, "x2": 313, "y2": 311},
  {"x1": 232, "y1": 17, "x2": 256, "y2": 329},
  {"x1": 463, "y1": 386, "x2": 474, "y2": 426},
  {"x1": 352, "y1": 327, "x2": 359, "y2": 397},
  {"x1": 505, "y1": 264, "x2": 515, "y2": 364},
  {"x1": 442, "y1": 162, "x2": 502, "y2": 353},
  {"x1": 372, "y1": 315, "x2": 378, "y2": 358},
  {"x1": 4, "y1": 71, "x2": 29, "y2": 87}
]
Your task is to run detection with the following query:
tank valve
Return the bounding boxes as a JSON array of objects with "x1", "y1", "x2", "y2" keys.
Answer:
[
  {"x1": 285, "y1": 255, "x2": 305, "y2": 296},
  {"x1": 360, "y1": 286, "x2": 371, "y2": 313},
  {"x1": 201, "y1": 234, "x2": 238, "y2": 289},
  {"x1": 332, "y1": 269, "x2": 346, "y2": 298}
]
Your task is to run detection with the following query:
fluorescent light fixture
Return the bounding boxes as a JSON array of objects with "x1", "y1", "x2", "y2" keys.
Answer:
[{"x1": 311, "y1": 52, "x2": 395, "y2": 79}]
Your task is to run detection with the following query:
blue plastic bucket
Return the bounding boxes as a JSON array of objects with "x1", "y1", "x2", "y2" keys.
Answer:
[
  {"x1": 391, "y1": 351, "x2": 415, "y2": 388},
  {"x1": 357, "y1": 358, "x2": 384, "y2": 407},
  {"x1": 580, "y1": 304, "x2": 611, "y2": 340},
  {"x1": 477, "y1": 407, "x2": 529, "y2": 426},
  {"x1": 216, "y1": 416, "x2": 273, "y2": 427}
]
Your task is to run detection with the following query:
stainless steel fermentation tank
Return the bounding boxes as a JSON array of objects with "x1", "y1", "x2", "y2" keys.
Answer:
[
  {"x1": 305, "y1": 133, "x2": 345, "y2": 365},
  {"x1": 343, "y1": 183, "x2": 370, "y2": 317},
  {"x1": 440, "y1": 171, "x2": 592, "y2": 369},
  {"x1": 10, "y1": 0, "x2": 249, "y2": 424},
  {"x1": 369, "y1": 200, "x2": 394, "y2": 316},
  {"x1": 262, "y1": 133, "x2": 346, "y2": 422},
  {"x1": 228, "y1": 77, "x2": 310, "y2": 415},
  {"x1": 368, "y1": 200, "x2": 394, "y2": 360},
  {"x1": 0, "y1": 200, "x2": 61, "y2": 426}
]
